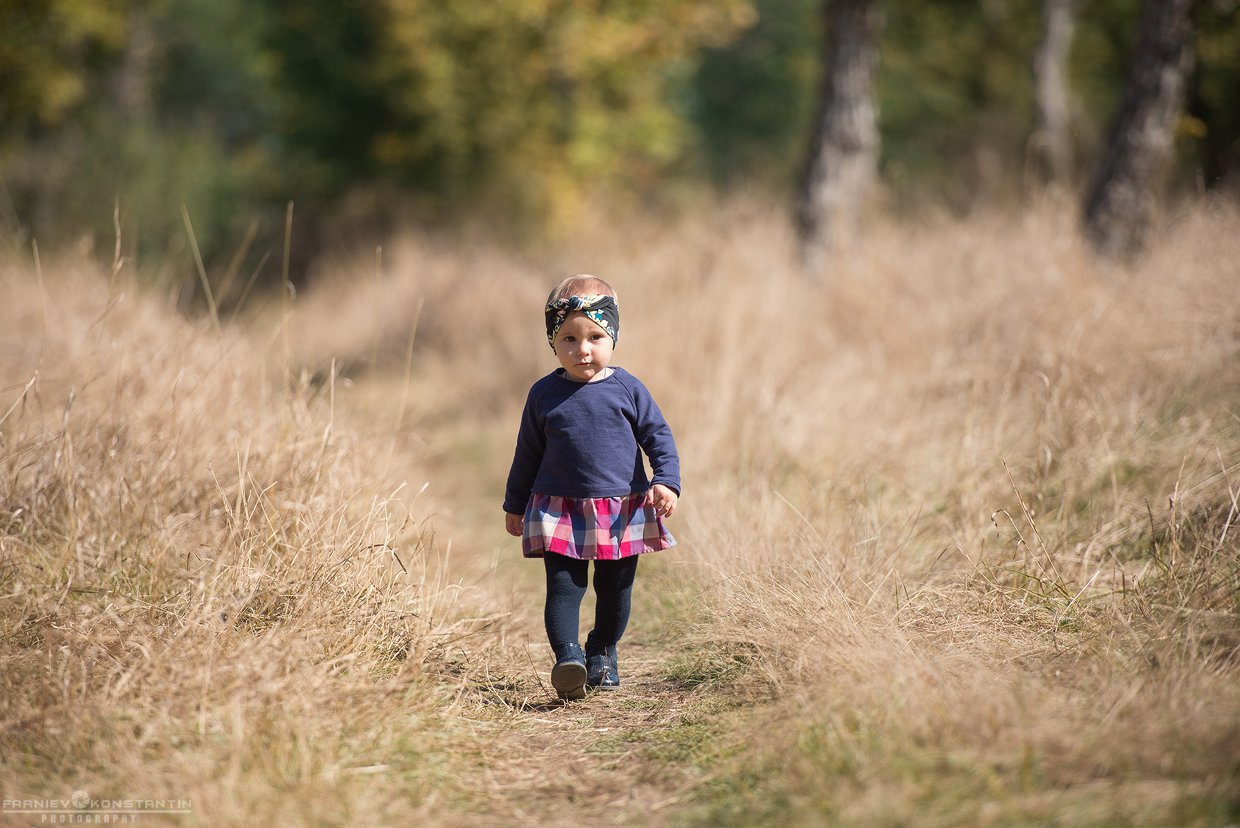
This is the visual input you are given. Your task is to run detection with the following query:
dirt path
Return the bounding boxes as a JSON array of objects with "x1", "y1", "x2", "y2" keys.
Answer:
[
  {"x1": 457, "y1": 641, "x2": 717, "y2": 825},
  {"x1": 408, "y1": 409, "x2": 733, "y2": 826}
]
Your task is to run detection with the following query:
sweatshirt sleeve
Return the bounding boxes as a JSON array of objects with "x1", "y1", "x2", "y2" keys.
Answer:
[
  {"x1": 627, "y1": 376, "x2": 681, "y2": 496},
  {"x1": 503, "y1": 384, "x2": 546, "y2": 514}
]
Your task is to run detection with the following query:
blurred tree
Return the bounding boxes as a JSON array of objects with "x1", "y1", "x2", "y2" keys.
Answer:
[
  {"x1": 689, "y1": 0, "x2": 821, "y2": 186},
  {"x1": 4, "y1": 0, "x2": 1237, "y2": 277},
  {"x1": 256, "y1": 0, "x2": 400, "y2": 200},
  {"x1": 878, "y1": 0, "x2": 1041, "y2": 206},
  {"x1": 374, "y1": 0, "x2": 754, "y2": 227},
  {"x1": 1083, "y1": 0, "x2": 1197, "y2": 258},
  {"x1": 0, "y1": 0, "x2": 265, "y2": 267},
  {"x1": 0, "y1": 0, "x2": 130, "y2": 142},
  {"x1": 1032, "y1": 0, "x2": 1076, "y2": 187},
  {"x1": 796, "y1": 0, "x2": 880, "y2": 268},
  {"x1": 1186, "y1": 0, "x2": 1240, "y2": 190}
]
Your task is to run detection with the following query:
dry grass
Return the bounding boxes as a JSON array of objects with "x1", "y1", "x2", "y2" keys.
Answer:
[
  {"x1": 0, "y1": 257, "x2": 484, "y2": 824},
  {"x1": 3, "y1": 195, "x2": 1239, "y2": 825}
]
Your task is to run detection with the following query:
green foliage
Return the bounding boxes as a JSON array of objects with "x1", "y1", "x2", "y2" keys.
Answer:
[
  {"x1": 1, "y1": 0, "x2": 1237, "y2": 272},
  {"x1": 1069, "y1": 0, "x2": 1138, "y2": 150},
  {"x1": 686, "y1": 0, "x2": 822, "y2": 186},
  {"x1": 0, "y1": 0, "x2": 130, "y2": 137},
  {"x1": 374, "y1": 0, "x2": 754, "y2": 224},
  {"x1": 1, "y1": 0, "x2": 270, "y2": 268},
  {"x1": 686, "y1": 0, "x2": 1086, "y2": 199},
  {"x1": 258, "y1": 0, "x2": 401, "y2": 197},
  {"x1": 1189, "y1": 0, "x2": 1240, "y2": 187},
  {"x1": 686, "y1": 0, "x2": 1240, "y2": 205},
  {"x1": 2, "y1": 0, "x2": 755, "y2": 263},
  {"x1": 879, "y1": 0, "x2": 1042, "y2": 205}
]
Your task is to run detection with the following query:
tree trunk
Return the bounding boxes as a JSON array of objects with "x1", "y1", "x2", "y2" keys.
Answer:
[
  {"x1": 1082, "y1": 0, "x2": 1196, "y2": 259},
  {"x1": 116, "y1": 13, "x2": 156, "y2": 120},
  {"x1": 1032, "y1": 0, "x2": 1075, "y2": 187},
  {"x1": 796, "y1": 0, "x2": 880, "y2": 271}
]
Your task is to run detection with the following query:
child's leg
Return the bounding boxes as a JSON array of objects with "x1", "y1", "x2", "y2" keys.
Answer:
[
  {"x1": 585, "y1": 556, "x2": 638, "y2": 689},
  {"x1": 543, "y1": 553, "x2": 589, "y2": 653},
  {"x1": 544, "y1": 554, "x2": 590, "y2": 699},
  {"x1": 587, "y1": 556, "x2": 639, "y2": 648}
]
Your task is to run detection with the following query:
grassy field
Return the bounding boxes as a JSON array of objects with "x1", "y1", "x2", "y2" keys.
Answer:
[{"x1": 2, "y1": 198, "x2": 1239, "y2": 826}]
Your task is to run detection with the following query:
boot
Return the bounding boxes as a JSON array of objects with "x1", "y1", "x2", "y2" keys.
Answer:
[
  {"x1": 550, "y1": 642, "x2": 587, "y2": 700},
  {"x1": 585, "y1": 636, "x2": 620, "y2": 691}
]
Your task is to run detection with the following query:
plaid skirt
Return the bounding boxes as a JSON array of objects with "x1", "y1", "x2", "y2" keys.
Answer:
[{"x1": 522, "y1": 492, "x2": 676, "y2": 560}]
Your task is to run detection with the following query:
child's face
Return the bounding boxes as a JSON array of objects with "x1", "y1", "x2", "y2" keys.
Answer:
[{"x1": 553, "y1": 311, "x2": 615, "y2": 382}]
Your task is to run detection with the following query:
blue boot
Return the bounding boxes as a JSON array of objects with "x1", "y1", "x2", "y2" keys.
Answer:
[
  {"x1": 550, "y1": 643, "x2": 587, "y2": 700},
  {"x1": 586, "y1": 639, "x2": 620, "y2": 691}
]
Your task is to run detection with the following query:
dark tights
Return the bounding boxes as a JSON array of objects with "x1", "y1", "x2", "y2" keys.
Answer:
[{"x1": 543, "y1": 554, "x2": 639, "y2": 656}]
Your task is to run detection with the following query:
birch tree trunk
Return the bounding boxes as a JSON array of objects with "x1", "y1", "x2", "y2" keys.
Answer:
[
  {"x1": 1082, "y1": 0, "x2": 1196, "y2": 258},
  {"x1": 796, "y1": 0, "x2": 880, "y2": 272},
  {"x1": 1032, "y1": 0, "x2": 1076, "y2": 187}
]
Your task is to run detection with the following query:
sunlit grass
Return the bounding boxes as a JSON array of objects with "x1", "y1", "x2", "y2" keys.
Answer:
[
  {"x1": 3, "y1": 195, "x2": 1238, "y2": 825},
  {"x1": 0, "y1": 259, "x2": 478, "y2": 824}
]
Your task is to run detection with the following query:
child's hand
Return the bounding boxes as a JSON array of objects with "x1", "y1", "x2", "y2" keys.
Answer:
[
  {"x1": 645, "y1": 484, "x2": 678, "y2": 518},
  {"x1": 505, "y1": 513, "x2": 524, "y2": 537}
]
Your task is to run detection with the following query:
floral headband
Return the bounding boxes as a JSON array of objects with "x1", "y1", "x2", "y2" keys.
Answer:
[{"x1": 545, "y1": 294, "x2": 620, "y2": 350}]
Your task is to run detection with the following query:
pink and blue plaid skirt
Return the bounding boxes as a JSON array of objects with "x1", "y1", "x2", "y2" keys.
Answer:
[{"x1": 522, "y1": 492, "x2": 676, "y2": 560}]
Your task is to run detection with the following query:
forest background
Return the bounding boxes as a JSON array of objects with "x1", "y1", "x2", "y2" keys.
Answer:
[{"x1": 3, "y1": 0, "x2": 1239, "y2": 276}]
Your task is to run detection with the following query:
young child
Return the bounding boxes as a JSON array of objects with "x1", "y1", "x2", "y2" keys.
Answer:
[{"x1": 503, "y1": 274, "x2": 680, "y2": 700}]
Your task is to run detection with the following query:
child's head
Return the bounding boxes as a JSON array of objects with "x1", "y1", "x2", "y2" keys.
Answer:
[{"x1": 545, "y1": 274, "x2": 620, "y2": 382}]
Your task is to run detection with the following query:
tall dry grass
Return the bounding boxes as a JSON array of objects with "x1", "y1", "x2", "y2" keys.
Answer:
[
  {"x1": 652, "y1": 199, "x2": 1239, "y2": 824},
  {"x1": 0, "y1": 256, "x2": 484, "y2": 824}
]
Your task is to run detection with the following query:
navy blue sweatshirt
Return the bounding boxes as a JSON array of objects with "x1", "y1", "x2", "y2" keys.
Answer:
[{"x1": 503, "y1": 367, "x2": 681, "y2": 515}]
